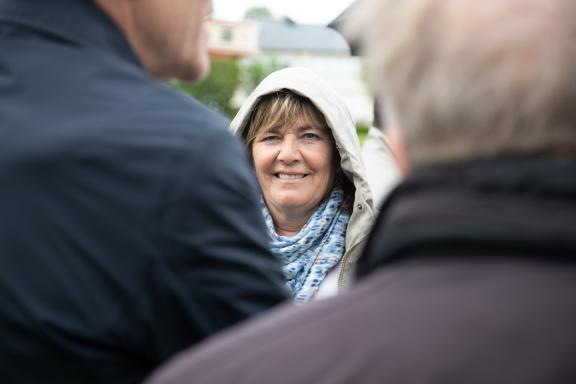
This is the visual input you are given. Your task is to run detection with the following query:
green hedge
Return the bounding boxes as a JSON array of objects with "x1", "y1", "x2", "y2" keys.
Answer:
[{"x1": 171, "y1": 59, "x2": 240, "y2": 118}]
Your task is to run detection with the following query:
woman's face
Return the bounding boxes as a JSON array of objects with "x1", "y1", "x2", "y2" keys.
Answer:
[{"x1": 252, "y1": 115, "x2": 336, "y2": 221}]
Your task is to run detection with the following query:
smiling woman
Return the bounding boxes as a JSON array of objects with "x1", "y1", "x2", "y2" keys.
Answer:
[
  {"x1": 248, "y1": 93, "x2": 337, "y2": 236},
  {"x1": 231, "y1": 67, "x2": 375, "y2": 304}
]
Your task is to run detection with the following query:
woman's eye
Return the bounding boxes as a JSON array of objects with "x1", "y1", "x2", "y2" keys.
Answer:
[
  {"x1": 260, "y1": 135, "x2": 279, "y2": 142},
  {"x1": 303, "y1": 133, "x2": 320, "y2": 140}
]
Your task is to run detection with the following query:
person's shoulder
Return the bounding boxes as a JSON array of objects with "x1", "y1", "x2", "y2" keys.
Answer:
[
  {"x1": 94, "y1": 78, "x2": 238, "y2": 156},
  {"x1": 147, "y1": 260, "x2": 576, "y2": 384},
  {"x1": 131, "y1": 81, "x2": 230, "y2": 137},
  {"x1": 145, "y1": 275, "x2": 386, "y2": 384}
]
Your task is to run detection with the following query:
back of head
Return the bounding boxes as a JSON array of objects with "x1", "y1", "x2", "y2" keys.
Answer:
[{"x1": 349, "y1": 0, "x2": 576, "y2": 167}]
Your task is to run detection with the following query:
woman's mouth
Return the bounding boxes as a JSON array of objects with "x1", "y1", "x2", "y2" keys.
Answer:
[{"x1": 275, "y1": 173, "x2": 307, "y2": 180}]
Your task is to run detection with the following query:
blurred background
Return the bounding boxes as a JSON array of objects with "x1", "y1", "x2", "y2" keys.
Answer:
[{"x1": 170, "y1": 0, "x2": 371, "y2": 142}]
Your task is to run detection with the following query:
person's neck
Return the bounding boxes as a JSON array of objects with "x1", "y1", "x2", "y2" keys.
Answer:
[{"x1": 269, "y1": 207, "x2": 313, "y2": 237}]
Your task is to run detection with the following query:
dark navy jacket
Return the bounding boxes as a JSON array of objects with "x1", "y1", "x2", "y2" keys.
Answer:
[{"x1": 0, "y1": 0, "x2": 287, "y2": 382}]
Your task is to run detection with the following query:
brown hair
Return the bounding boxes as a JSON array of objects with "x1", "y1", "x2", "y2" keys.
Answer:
[{"x1": 242, "y1": 89, "x2": 331, "y2": 150}]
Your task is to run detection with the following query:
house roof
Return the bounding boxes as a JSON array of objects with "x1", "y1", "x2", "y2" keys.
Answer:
[{"x1": 258, "y1": 18, "x2": 350, "y2": 55}]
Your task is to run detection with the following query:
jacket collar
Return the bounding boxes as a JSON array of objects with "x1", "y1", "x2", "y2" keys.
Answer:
[
  {"x1": 357, "y1": 156, "x2": 576, "y2": 278},
  {"x1": 0, "y1": 0, "x2": 140, "y2": 67}
]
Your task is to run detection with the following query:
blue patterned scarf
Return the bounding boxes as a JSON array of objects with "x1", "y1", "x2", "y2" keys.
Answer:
[{"x1": 261, "y1": 185, "x2": 351, "y2": 304}]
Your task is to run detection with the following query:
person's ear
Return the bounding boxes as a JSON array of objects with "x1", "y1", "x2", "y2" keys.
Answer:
[{"x1": 385, "y1": 124, "x2": 410, "y2": 175}]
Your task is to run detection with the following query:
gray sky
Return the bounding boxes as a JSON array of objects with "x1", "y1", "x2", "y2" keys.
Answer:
[{"x1": 213, "y1": 0, "x2": 354, "y2": 25}]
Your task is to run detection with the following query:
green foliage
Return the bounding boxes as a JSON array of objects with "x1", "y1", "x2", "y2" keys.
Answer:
[
  {"x1": 356, "y1": 122, "x2": 369, "y2": 146},
  {"x1": 241, "y1": 58, "x2": 282, "y2": 94},
  {"x1": 244, "y1": 6, "x2": 273, "y2": 20},
  {"x1": 171, "y1": 59, "x2": 240, "y2": 118}
]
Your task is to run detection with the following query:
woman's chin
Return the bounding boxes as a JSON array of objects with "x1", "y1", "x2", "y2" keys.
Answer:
[
  {"x1": 277, "y1": 200, "x2": 307, "y2": 210},
  {"x1": 271, "y1": 198, "x2": 313, "y2": 215}
]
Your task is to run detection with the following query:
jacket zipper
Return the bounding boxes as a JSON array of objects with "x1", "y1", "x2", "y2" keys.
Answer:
[{"x1": 337, "y1": 238, "x2": 365, "y2": 290}]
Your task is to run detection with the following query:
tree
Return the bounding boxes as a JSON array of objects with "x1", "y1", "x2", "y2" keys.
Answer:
[
  {"x1": 244, "y1": 6, "x2": 273, "y2": 21},
  {"x1": 171, "y1": 59, "x2": 240, "y2": 118},
  {"x1": 241, "y1": 57, "x2": 282, "y2": 94}
]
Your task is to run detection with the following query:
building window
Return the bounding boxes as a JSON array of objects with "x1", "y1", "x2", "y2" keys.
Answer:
[{"x1": 221, "y1": 27, "x2": 233, "y2": 42}]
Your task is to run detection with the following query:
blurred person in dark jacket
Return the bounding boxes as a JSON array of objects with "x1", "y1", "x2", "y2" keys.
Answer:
[
  {"x1": 144, "y1": 0, "x2": 576, "y2": 383},
  {"x1": 0, "y1": 0, "x2": 287, "y2": 383}
]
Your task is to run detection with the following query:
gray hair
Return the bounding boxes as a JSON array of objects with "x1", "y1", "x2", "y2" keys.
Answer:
[{"x1": 347, "y1": 0, "x2": 576, "y2": 167}]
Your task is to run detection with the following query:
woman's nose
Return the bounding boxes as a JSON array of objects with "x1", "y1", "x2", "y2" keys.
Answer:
[{"x1": 277, "y1": 136, "x2": 300, "y2": 163}]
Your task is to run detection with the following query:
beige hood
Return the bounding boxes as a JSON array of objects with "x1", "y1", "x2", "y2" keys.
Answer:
[{"x1": 230, "y1": 67, "x2": 374, "y2": 253}]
